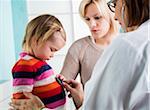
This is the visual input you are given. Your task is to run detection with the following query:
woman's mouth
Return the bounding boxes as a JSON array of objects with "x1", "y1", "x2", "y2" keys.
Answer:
[{"x1": 92, "y1": 29, "x2": 98, "y2": 33}]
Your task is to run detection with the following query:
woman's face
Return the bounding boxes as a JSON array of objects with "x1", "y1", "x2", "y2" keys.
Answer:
[
  {"x1": 114, "y1": 0, "x2": 127, "y2": 31},
  {"x1": 84, "y1": 3, "x2": 110, "y2": 40}
]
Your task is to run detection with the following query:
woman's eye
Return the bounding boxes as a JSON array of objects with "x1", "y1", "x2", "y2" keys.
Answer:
[
  {"x1": 94, "y1": 16, "x2": 101, "y2": 20},
  {"x1": 85, "y1": 18, "x2": 90, "y2": 21}
]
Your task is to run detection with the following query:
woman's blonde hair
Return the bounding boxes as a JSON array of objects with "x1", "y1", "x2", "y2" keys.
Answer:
[
  {"x1": 22, "y1": 14, "x2": 66, "y2": 53},
  {"x1": 79, "y1": 0, "x2": 118, "y2": 35}
]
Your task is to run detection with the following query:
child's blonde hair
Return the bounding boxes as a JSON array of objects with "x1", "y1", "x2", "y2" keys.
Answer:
[
  {"x1": 79, "y1": 0, "x2": 118, "y2": 35},
  {"x1": 22, "y1": 14, "x2": 66, "y2": 53}
]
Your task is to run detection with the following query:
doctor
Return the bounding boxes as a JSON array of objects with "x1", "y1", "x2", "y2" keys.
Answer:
[{"x1": 9, "y1": 0, "x2": 149, "y2": 109}]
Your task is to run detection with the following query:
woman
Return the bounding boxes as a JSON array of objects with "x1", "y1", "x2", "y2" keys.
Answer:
[{"x1": 60, "y1": 0, "x2": 118, "y2": 87}]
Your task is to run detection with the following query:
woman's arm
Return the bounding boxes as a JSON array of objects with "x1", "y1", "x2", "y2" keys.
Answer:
[{"x1": 60, "y1": 42, "x2": 81, "y2": 80}]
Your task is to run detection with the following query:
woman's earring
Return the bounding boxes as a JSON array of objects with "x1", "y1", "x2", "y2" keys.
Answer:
[
  {"x1": 121, "y1": 4, "x2": 128, "y2": 32},
  {"x1": 121, "y1": 4, "x2": 125, "y2": 23}
]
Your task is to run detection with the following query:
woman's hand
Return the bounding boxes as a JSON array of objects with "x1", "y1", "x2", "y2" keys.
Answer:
[
  {"x1": 9, "y1": 92, "x2": 45, "y2": 110},
  {"x1": 63, "y1": 79, "x2": 84, "y2": 109}
]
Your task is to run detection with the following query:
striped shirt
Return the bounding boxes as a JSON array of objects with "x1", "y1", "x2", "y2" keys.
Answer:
[{"x1": 12, "y1": 52, "x2": 66, "y2": 109}]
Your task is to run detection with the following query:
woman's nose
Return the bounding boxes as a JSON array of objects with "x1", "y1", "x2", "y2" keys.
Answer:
[{"x1": 89, "y1": 19, "x2": 97, "y2": 28}]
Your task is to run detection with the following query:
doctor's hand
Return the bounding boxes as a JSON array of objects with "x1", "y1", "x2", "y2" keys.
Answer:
[
  {"x1": 63, "y1": 79, "x2": 84, "y2": 109},
  {"x1": 9, "y1": 92, "x2": 45, "y2": 110}
]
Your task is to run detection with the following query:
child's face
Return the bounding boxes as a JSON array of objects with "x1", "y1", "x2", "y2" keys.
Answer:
[{"x1": 31, "y1": 31, "x2": 65, "y2": 60}]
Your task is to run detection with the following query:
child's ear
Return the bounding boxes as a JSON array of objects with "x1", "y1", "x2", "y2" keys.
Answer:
[
  {"x1": 31, "y1": 36, "x2": 38, "y2": 45},
  {"x1": 30, "y1": 37, "x2": 38, "y2": 50}
]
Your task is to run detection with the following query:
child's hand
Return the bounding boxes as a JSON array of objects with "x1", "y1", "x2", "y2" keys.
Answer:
[
  {"x1": 56, "y1": 74, "x2": 67, "y2": 91},
  {"x1": 56, "y1": 74, "x2": 66, "y2": 81}
]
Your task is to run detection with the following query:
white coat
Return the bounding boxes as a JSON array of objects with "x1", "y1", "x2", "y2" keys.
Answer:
[{"x1": 83, "y1": 20, "x2": 150, "y2": 110}]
